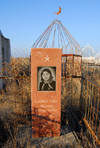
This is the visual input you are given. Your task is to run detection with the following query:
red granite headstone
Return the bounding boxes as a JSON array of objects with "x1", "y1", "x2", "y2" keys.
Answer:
[{"x1": 31, "y1": 48, "x2": 62, "y2": 137}]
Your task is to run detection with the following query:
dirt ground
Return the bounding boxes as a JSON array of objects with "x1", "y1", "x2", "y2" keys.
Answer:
[{"x1": 2, "y1": 124, "x2": 82, "y2": 148}]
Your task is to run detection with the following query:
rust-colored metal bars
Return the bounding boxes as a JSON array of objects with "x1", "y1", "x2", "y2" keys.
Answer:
[
  {"x1": 32, "y1": 19, "x2": 82, "y2": 55},
  {"x1": 81, "y1": 76, "x2": 100, "y2": 146},
  {"x1": 61, "y1": 54, "x2": 82, "y2": 109},
  {"x1": 62, "y1": 54, "x2": 82, "y2": 78}
]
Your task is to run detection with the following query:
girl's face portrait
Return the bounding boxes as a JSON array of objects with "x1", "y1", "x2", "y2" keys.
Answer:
[{"x1": 42, "y1": 71, "x2": 50, "y2": 81}]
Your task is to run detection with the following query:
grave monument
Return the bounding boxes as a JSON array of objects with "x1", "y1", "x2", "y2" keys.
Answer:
[{"x1": 31, "y1": 48, "x2": 62, "y2": 137}]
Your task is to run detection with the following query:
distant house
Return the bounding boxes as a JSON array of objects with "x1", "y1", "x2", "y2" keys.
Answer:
[{"x1": 0, "y1": 30, "x2": 11, "y2": 90}]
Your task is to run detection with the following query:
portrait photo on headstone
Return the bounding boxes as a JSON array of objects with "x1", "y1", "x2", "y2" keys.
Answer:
[{"x1": 37, "y1": 67, "x2": 56, "y2": 91}]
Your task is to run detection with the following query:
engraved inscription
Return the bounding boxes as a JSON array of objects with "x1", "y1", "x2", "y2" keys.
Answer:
[{"x1": 34, "y1": 99, "x2": 58, "y2": 104}]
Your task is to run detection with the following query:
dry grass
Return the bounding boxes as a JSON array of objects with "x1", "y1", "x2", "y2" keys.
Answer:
[
  {"x1": 0, "y1": 57, "x2": 31, "y2": 147},
  {"x1": 0, "y1": 56, "x2": 100, "y2": 147}
]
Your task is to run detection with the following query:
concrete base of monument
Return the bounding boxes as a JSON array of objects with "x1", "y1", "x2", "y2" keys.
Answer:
[{"x1": 12, "y1": 124, "x2": 82, "y2": 148}]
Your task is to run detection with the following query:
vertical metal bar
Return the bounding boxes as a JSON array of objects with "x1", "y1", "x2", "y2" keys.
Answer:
[
  {"x1": 89, "y1": 83, "x2": 92, "y2": 127},
  {"x1": 52, "y1": 23, "x2": 56, "y2": 48},
  {"x1": 57, "y1": 23, "x2": 66, "y2": 54},
  {"x1": 86, "y1": 80, "x2": 89, "y2": 121},
  {"x1": 85, "y1": 80, "x2": 88, "y2": 118},
  {"x1": 87, "y1": 82, "x2": 91, "y2": 122},
  {"x1": 72, "y1": 55, "x2": 74, "y2": 75},
  {"x1": 66, "y1": 56, "x2": 67, "y2": 77},
  {"x1": 80, "y1": 56, "x2": 82, "y2": 76},
  {"x1": 71, "y1": 77, "x2": 72, "y2": 106},
  {"x1": 87, "y1": 63, "x2": 88, "y2": 79},
  {"x1": 89, "y1": 83, "x2": 92, "y2": 140},
  {"x1": 90, "y1": 84, "x2": 94, "y2": 128},
  {"x1": 14, "y1": 79, "x2": 16, "y2": 107},
  {"x1": 62, "y1": 57, "x2": 64, "y2": 94},
  {"x1": 58, "y1": 24, "x2": 63, "y2": 52},
  {"x1": 22, "y1": 77, "x2": 23, "y2": 113},
  {"x1": 80, "y1": 74, "x2": 83, "y2": 111},
  {"x1": 92, "y1": 87, "x2": 96, "y2": 131},
  {"x1": 95, "y1": 89, "x2": 100, "y2": 136},
  {"x1": 57, "y1": 24, "x2": 60, "y2": 48}
]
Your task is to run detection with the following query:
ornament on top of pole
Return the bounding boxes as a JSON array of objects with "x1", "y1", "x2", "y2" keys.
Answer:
[{"x1": 54, "y1": 7, "x2": 61, "y2": 15}]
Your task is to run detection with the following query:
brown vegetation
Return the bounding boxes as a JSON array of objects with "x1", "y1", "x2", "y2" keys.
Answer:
[{"x1": 0, "y1": 56, "x2": 100, "y2": 147}]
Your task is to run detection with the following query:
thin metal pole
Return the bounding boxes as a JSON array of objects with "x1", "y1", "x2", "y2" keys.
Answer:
[{"x1": 52, "y1": 23, "x2": 56, "y2": 48}]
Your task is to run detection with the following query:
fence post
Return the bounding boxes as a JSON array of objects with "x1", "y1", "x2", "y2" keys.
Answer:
[{"x1": 80, "y1": 73, "x2": 83, "y2": 113}]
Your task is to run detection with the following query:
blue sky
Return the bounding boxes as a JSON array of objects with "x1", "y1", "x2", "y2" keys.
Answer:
[{"x1": 0, "y1": 0, "x2": 100, "y2": 57}]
